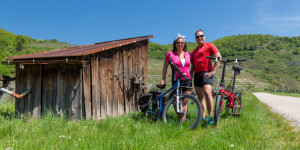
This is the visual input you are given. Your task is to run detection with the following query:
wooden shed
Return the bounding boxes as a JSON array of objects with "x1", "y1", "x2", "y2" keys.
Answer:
[{"x1": 3, "y1": 35, "x2": 153, "y2": 120}]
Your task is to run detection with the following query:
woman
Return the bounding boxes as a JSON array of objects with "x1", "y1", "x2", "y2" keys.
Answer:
[{"x1": 159, "y1": 35, "x2": 192, "y2": 121}]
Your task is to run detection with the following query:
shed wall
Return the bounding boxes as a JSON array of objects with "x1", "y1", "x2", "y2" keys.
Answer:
[
  {"x1": 15, "y1": 40, "x2": 148, "y2": 120},
  {"x1": 16, "y1": 64, "x2": 83, "y2": 119},
  {"x1": 83, "y1": 40, "x2": 148, "y2": 119}
]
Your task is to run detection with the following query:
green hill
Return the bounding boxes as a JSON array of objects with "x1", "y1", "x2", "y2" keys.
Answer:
[
  {"x1": 0, "y1": 28, "x2": 73, "y2": 75},
  {"x1": 149, "y1": 34, "x2": 300, "y2": 92},
  {"x1": 1, "y1": 29, "x2": 299, "y2": 92}
]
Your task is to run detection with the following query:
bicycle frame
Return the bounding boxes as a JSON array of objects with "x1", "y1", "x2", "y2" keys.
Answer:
[
  {"x1": 147, "y1": 79, "x2": 182, "y2": 116},
  {"x1": 206, "y1": 57, "x2": 246, "y2": 114},
  {"x1": 218, "y1": 60, "x2": 238, "y2": 111}
]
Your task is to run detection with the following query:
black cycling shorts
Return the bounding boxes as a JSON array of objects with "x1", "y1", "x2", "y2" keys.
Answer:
[
  {"x1": 194, "y1": 71, "x2": 213, "y2": 87},
  {"x1": 172, "y1": 79, "x2": 192, "y2": 92}
]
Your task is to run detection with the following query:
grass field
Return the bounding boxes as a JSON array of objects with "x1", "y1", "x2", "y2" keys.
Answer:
[
  {"x1": 0, "y1": 93, "x2": 299, "y2": 149},
  {"x1": 0, "y1": 59, "x2": 299, "y2": 149}
]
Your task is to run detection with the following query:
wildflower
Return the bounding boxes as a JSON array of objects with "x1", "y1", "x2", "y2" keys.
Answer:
[
  {"x1": 231, "y1": 144, "x2": 234, "y2": 147},
  {"x1": 59, "y1": 135, "x2": 66, "y2": 138},
  {"x1": 6, "y1": 147, "x2": 13, "y2": 150},
  {"x1": 121, "y1": 125, "x2": 124, "y2": 128}
]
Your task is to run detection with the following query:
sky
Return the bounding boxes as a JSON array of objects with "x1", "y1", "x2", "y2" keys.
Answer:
[{"x1": 1, "y1": 0, "x2": 300, "y2": 45}]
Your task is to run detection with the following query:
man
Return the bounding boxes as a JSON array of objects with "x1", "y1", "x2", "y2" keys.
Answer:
[{"x1": 191, "y1": 29, "x2": 222, "y2": 124}]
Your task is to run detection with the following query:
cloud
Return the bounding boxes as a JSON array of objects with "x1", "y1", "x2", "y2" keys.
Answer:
[{"x1": 255, "y1": 0, "x2": 300, "y2": 35}]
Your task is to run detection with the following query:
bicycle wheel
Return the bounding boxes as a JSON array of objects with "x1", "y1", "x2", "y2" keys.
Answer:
[
  {"x1": 214, "y1": 94, "x2": 223, "y2": 126},
  {"x1": 232, "y1": 93, "x2": 242, "y2": 116},
  {"x1": 162, "y1": 94, "x2": 202, "y2": 130}
]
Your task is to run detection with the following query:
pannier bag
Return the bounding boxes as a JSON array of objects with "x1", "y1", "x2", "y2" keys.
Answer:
[
  {"x1": 138, "y1": 93, "x2": 152, "y2": 112},
  {"x1": 138, "y1": 91, "x2": 162, "y2": 112}
]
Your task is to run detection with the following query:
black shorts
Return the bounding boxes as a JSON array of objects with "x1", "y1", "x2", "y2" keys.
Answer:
[
  {"x1": 194, "y1": 71, "x2": 214, "y2": 87},
  {"x1": 172, "y1": 79, "x2": 192, "y2": 92}
]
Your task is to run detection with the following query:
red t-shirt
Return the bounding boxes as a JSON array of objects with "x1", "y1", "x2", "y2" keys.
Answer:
[{"x1": 191, "y1": 43, "x2": 219, "y2": 72}]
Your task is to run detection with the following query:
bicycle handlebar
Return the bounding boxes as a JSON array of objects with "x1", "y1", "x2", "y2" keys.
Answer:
[
  {"x1": 206, "y1": 56, "x2": 247, "y2": 63},
  {"x1": 169, "y1": 62, "x2": 188, "y2": 80}
]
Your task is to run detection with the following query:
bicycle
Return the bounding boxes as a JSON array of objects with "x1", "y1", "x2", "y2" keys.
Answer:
[
  {"x1": 206, "y1": 56, "x2": 246, "y2": 126},
  {"x1": 0, "y1": 75, "x2": 31, "y2": 102},
  {"x1": 138, "y1": 62, "x2": 202, "y2": 130}
]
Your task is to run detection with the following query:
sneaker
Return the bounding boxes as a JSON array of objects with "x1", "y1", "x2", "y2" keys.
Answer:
[
  {"x1": 202, "y1": 116, "x2": 207, "y2": 121},
  {"x1": 207, "y1": 116, "x2": 214, "y2": 124}
]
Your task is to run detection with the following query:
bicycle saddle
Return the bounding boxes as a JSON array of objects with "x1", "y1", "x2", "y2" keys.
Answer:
[
  {"x1": 156, "y1": 84, "x2": 166, "y2": 89},
  {"x1": 233, "y1": 65, "x2": 242, "y2": 75},
  {"x1": 233, "y1": 65, "x2": 242, "y2": 71}
]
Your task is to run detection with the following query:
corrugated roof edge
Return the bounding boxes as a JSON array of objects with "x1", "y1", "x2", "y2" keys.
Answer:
[{"x1": 6, "y1": 35, "x2": 154, "y2": 60}]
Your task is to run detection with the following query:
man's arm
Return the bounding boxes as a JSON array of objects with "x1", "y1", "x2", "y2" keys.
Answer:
[{"x1": 205, "y1": 52, "x2": 222, "y2": 78}]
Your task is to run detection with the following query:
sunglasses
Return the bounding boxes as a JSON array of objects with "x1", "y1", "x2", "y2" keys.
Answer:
[
  {"x1": 196, "y1": 35, "x2": 205, "y2": 39},
  {"x1": 176, "y1": 42, "x2": 185, "y2": 44}
]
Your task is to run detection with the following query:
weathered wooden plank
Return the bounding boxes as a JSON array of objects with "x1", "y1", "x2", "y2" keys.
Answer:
[
  {"x1": 143, "y1": 41, "x2": 149, "y2": 93},
  {"x1": 15, "y1": 66, "x2": 21, "y2": 115},
  {"x1": 123, "y1": 48, "x2": 129, "y2": 113},
  {"x1": 118, "y1": 49, "x2": 125, "y2": 115},
  {"x1": 72, "y1": 64, "x2": 82, "y2": 120},
  {"x1": 99, "y1": 52, "x2": 107, "y2": 119},
  {"x1": 91, "y1": 55, "x2": 97, "y2": 119},
  {"x1": 107, "y1": 50, "x2": 113, "y2": 117},
  {"x1": 95, "y1": 55, "x2": 100, "y2": 120},
  {"x1": 128, "y1": 47, "x2": 134, "y2": 112},
  {"x1": 56, "y1": 64, "x2": 63, "y2": 115},
  {"x1": 18, "y1": 65, "x2": 26, "y2": 114},
  {"x1": 112, "y1": 48, "x2": 118, "y2": 117},
  {"x1": 31, "y1": 64, "x2": 42, "y2": 117},
  {"x1": 23, "y1": 65, "x2": 31, "y2": 115},
  {"x1": 52, "y1": 64, "x2": 58, "y2": 114},
  {"x1": 83, "y1": 62, "x2": 91, "y2": 118},
  {"x1": 116, "y1": 48, "x2": 123, "y2": 115},
  {"x1": 80, "y1": 64, "x2": 85, "y2": 118},
  {"x1": 135, "y1": 45, "x2": 141, "y2": 111}
]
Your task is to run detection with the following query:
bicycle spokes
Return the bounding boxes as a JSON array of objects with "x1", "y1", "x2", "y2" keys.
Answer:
[{"x1": 163, "y1": 94, "x2": 201, "y2": 130}]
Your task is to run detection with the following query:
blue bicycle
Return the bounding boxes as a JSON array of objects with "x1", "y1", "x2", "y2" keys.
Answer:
[{"x1": 139, "y1": 62, "x2": 202, "y2": 130}]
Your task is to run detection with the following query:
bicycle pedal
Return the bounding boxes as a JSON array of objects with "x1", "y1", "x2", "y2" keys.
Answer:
[{"x1": 232, "y1": 113, "x2": 240, "y2": 117}]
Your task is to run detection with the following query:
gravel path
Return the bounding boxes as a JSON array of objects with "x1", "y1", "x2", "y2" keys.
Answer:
[{"x1": 253, "y1": 92, "x2": 300, "y2": 127}]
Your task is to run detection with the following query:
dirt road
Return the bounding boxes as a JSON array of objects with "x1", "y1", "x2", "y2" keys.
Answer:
[{"x1": 253, "y1": 92, "x2": 300, "y2": 127}]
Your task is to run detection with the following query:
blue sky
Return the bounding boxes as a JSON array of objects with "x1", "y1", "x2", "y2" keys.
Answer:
[{"x1": 1, "y1": 0, "x2": 300, "y2": 45}]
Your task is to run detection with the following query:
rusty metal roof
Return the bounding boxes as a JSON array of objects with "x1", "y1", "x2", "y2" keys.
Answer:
[{"x1": 6, "y1": 35, "x2": 153, "y2": 60}]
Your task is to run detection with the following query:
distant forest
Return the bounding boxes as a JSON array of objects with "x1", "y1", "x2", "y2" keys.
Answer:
[{"x1": 0, "y1": 28, "x2": 299, "y2": 92}]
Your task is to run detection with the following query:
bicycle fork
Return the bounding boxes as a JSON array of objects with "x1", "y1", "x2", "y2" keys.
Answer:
[{"x1": 175, "y1": 87, "x2": 183, "y2": 113}]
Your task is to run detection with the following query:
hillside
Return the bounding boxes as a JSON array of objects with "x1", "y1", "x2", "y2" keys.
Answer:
[
  {"x1": 149, "y1": 34, "x2": 300, "y2": 92},
  {"x1": 1, "y1": 29, "x2": 299, "y2": 92},
  {"x1": 0, "y1": 28, "x2": 73, "y2": 75}
]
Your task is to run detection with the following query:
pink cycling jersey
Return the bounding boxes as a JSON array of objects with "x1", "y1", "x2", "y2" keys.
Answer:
[{"x1": 165, "y1": 51, "x2": 191, "y2": 80}]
